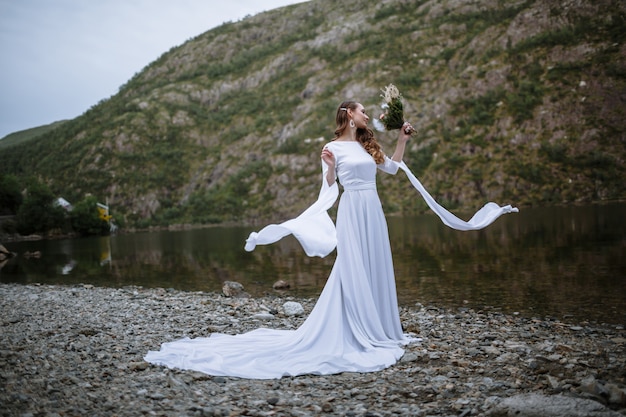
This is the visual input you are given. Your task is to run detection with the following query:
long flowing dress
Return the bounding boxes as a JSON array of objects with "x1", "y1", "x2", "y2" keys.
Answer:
[
  {"x1": 145, "y1": 141, "x2": 415, "y2": 378},
  {"x1": 145, "y1": 140, "x2": 517, "y2": 379}
]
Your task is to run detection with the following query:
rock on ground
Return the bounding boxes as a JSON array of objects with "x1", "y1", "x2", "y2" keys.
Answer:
[{"x1": 487, "y1": 393, "x2": 623, "y2": 417}]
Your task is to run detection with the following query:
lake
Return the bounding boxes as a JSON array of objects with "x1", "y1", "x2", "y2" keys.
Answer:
[{"x1": 1, "y1": 202, "x2": 624, "y2": 325}]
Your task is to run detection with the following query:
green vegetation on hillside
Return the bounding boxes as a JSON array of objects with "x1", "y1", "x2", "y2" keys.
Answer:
[
  {"x1": 0, "y1": 0, "x2": 624, "y2": 232},
  {"x1": 0, "y1": 120, "x2": 68, "y2": 150}
]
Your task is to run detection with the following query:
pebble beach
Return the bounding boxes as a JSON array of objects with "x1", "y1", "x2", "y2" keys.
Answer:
[{"x1": 1, "y1": 283, "x2": 625, "y2": 416}]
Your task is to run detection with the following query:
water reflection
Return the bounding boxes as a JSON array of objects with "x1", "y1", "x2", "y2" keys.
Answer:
[
  {"x1": 389, "y1": 203, "x2": 626, "y2": 323},
  {"x1": 1, "y1": 203, "x2": 624, "y2": 324}
]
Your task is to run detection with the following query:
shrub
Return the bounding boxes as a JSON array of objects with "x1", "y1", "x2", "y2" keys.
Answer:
[
  {"x1": 507, "y1": 81, "x2": 544, "y2": 123},
  {"x1": 1, "y1": 218, "x2": 18, "y2": 234},
  {"x1": 69, "y1": 196, "x2": 110, "y2": 236},
  {"x1": 0, "y1": 174, "x2": 23, "y2": 215},
  {"x1": 15, "y1": 181, "x2": 66, "y2": 235}
]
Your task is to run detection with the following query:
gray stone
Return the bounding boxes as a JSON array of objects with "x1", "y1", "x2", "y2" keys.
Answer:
[
  {"x1": 400, "y1": 352, "x2": 421, "y2": 362},
  {"x1": 252, "y1": 313, "x2": 275, "y2": 320},
  {"x1": 486, "y1": 393, "x2": 621, "y2": 417},
  {"x1": 222, "y1": 281, "x2": 249, "y2": 298},
  {"x1": 282, "y1": 301, "x2": 304, "y2": 316},
  {"x1": 272, "y1": 280, "x2": 290, "y2": 290},
  {"x1": 606, "y1": 383, "x2": 626, "y2": 407}
]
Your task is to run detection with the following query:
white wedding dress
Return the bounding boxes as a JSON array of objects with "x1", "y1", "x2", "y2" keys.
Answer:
[{"x1": 145, "y1": 140, "x2": 517, "y2": 379}]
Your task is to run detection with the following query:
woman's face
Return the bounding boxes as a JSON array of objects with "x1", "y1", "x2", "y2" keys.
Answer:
[{"x1": 351, "y1": 103, "x2": 370, "y2": 129}]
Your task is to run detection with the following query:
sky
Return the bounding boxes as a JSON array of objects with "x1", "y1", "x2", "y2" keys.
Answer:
[{"x1": 0, "y1": 0, "x2": 306, "y2": 139}]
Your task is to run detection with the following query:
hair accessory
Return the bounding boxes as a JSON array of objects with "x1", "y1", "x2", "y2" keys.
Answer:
[{"x1": 340, "y1": 107, "x2": 347, "y2": 111}]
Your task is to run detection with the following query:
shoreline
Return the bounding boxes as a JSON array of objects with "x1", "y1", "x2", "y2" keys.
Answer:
[{"x1": 1, "y1": 283, "x2": 625, "y2": 416}]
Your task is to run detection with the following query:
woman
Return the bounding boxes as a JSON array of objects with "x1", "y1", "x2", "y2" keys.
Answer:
[
  {"x1": 317, "y1": 100, "x2": 414, "y2": 347},
  {"x1": 145, "y1": 101, "x2": 418, "y2": 379}
]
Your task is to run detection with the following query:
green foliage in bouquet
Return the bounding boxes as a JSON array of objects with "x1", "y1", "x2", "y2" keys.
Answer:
[{"x1": 378, "y1": 84, "x2": 406, "y2": 130}]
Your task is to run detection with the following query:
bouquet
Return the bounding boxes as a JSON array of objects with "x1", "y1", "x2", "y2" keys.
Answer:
[{"x1": 373, "y1": 83, "x2": 413, "y2": 134}]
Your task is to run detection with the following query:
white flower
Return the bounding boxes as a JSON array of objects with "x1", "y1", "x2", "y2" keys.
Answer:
[
  {"x1": 381, "y1": 84, "x2": 401, "y2": 104},
  {"x1": 373, "y1": 118, "x2": 386, "y2": 132}
]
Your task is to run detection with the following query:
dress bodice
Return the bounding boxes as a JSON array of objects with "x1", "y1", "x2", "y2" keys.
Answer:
[{"x1": 325, "y1": 141, "x2": 398, "y2": 190}]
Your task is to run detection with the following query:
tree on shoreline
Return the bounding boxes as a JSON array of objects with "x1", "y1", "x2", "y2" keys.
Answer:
[{"x1": 15, "y1": 181, "x2": 65, "y2": 236}]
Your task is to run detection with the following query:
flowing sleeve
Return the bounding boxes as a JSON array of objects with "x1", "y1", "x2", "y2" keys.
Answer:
[
  {"x1": 398, "y1": 161, "x2": 518, "y2": 230},
  {"x1": 377, "y1": 156, "x2": 401, "y2": 175},
  {"x1": 244, "y1": 159, "x2": 339, "y2": 257}
]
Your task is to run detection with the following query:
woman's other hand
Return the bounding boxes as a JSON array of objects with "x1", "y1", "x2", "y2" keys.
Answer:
[
  {"x1": 321, "y1": 147, "x2": 335, "y2": 169},
  {"x1": 321, "y1": 147, "x2": 336, "y2": 185}
]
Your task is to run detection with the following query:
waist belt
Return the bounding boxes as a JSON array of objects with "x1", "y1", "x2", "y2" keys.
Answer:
[{"x1": 342, "y1": 182, "x2": 376, "y2": 191}]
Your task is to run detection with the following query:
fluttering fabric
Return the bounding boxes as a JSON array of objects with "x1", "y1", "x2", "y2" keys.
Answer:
[
  {"x1": 397, "y1": 161, "x2": 519, "y2": 230},
  {"x1": 145, "y1": 142, "x2": 517, "y2": 379},
  {"x1": 244, "y1": 164, "x2": 338, "y2": 257},
  {"x1": 245, "y1": 152, "x2": 518, "y2": 257}
]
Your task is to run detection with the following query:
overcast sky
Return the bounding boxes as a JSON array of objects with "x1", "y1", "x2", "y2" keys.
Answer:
[{"x1": 0, "y1": 0, "x2": 306, "y2": 138}]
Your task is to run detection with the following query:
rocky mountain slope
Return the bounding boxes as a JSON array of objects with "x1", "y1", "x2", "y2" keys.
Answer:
[{"x1": 1, "y1": 0, "x2": 624, "y2": 227}]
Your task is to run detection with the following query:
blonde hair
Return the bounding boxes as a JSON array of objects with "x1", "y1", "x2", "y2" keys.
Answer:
[{"x1": 334, "y1": 101, "x2": 385, "y2": 164}]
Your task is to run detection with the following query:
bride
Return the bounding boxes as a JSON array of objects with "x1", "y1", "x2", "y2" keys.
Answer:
[{"x1": 145, "y1": 101, "x2": 516, "y2": 379}]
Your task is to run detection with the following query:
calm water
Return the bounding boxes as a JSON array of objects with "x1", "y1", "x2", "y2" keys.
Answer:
[{"x1": 1, "y1": 203, "x2": 625, "y2": 324}]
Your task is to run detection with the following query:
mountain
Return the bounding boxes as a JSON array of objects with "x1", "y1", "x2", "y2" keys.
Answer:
[{"x1": 1, "y1": 0, "x2": 624, "y2": 228}]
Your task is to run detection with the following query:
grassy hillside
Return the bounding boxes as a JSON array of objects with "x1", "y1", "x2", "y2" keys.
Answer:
[
  {"x1": 1, "y1": 0, "x2": 624, "y2": 228},
  {"x1": 0, "y1": 120, "x2": 68, "y2": 150}
]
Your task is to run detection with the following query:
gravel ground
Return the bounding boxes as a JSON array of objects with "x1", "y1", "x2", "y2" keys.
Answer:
[{"x1": 1, "y1": 283, "x2": 625, "y2": 416}]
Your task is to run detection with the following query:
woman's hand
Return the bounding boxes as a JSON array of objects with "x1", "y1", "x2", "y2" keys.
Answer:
[
  {"x1": 399, "y1": 121, "x2": 414, "y2": 142},
  {"x1": 321, "y1": 147, "x2": 336, "y2": 185},
  {"x1": 321, "y1": 147, "x2": 335, "y2": 169}
]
